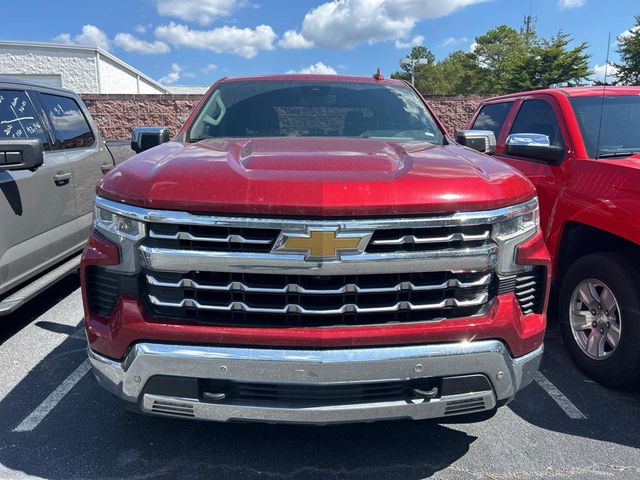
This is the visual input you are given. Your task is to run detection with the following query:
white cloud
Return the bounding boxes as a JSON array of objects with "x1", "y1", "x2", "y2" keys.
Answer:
[
  {"x1": 155, "y1": 22, "x2": 276, "y2": 58},
  {"x1": 156, "y1": 0, "x2": 238, "y2": 25},
  {"x1": 202, "y1": 63, "x2": 219, "y2": 73},
  {"x1": 159, "y1": 63, "x2": 182, "y2": 84},
  {"x1": 395, "y1": 34, "x2": 424, "y2": 49},
  {"x1": 54, "y1": 24, "x2": 111, "y2": 51},
  {"x1": 295, "y1": 0, "x2": 489, "y2": 49},
  {"x1": 134, "y1": 25, "x2": 147, "y2": 34},
  {"x1": 592, "y1": 63, "x2": 619, "y2": 83},
  {"x1": 619, "y1": 26, "x2": 640, "y2": 42},
  {"x1": 279, "y1": 30, "x2": 314, "y2": 49},
  {"x1": 113, "y1": 33, "x2": 170, "y2": 54},
  {"x1": 440, "y1": 36, "x2": 468, "y2": 47},
  {"x1": 287, "y1": 62, "x2": 338, "y2": 75},
  {"x1": 558, "y1": 0, "x2": 585, "y2": 9}
]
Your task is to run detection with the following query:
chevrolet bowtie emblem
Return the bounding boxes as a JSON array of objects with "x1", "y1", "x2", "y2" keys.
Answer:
[{"x1": 273, "y1": 228, "x2": 372, "y2": 260}]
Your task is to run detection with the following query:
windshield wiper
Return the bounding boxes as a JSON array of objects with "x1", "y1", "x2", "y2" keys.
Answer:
[{"x1": 598, "y1": 151, "x2": 640, "y2": 159}]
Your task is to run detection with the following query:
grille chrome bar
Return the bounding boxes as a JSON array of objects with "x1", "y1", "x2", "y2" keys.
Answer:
[
  {"x1": 96, "y1": 196, "x2": 538, "y2": 230},
  {"x1": 149, "y1": 230, "x2": 273, "y2": 245},
  {"x1": 148, "y1": 292, "x2": 490, "y2": 315},
  {"x1": 372, "y1": 231, "x2": 490, "y2": 246},
  {"x1": 145, "y1": 273, "x2": 492, "y2": 294},
  {"x1": 138, "y1": 245, "x2": 499, "y2": 275}
]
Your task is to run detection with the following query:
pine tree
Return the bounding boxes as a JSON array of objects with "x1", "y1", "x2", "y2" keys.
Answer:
[{"x1": 615, "y1": 16, "x2": 640, "y2": 85}]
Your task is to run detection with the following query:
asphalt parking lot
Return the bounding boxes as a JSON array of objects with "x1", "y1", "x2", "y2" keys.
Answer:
[{"x1": 1, "y1": 275, "x2": 640, "y2": 480}]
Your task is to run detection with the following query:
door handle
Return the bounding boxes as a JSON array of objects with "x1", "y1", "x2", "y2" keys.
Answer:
[
  {"x1": 53, "y1": 172, "x2": 72, "y2": 186},
  {"x1": 101, "y1": 163, "x2": 113, "y2": 174}
]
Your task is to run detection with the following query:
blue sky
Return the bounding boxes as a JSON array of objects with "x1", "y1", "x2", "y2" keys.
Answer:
[{"x1": 1, "y1": 0, "x2": 637, "y2": 86}]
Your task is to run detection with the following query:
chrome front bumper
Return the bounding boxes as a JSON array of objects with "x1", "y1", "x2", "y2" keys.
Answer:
[{"x1": 89, "y1": 340, "x2": 543, "y2": 424}]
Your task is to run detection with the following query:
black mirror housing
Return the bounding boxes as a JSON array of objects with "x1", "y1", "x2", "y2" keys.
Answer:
[
  {"x1": 505, "y1": 144, "x2": 565, "y2": 163},
  {"x1": 131, "y1": 126, "x2": 170, "y2": 153},
  {"x1": 456, "y1": 130, "x2": 497, "y2": 154},
  {"x1": 505, "y1": 133, "x2": 565, "y2": 163},
  {"x1": 0, "y1": 139, "x2": 44, "y2": 171}
]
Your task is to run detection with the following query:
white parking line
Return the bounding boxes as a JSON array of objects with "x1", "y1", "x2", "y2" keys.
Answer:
[
  {"x1": 13, "y1": 360, "x2": 91, "y2": 432},
  {"x1": 535, "y1": 372, "x2": 587, "y2": 420}
]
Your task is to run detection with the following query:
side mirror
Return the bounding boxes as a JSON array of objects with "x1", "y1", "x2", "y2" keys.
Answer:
[
  {"x1": 131, "y1": 126, "x2": 170, "y2": 154},
  {"x1": 456, "y1": 130, "x2": 496, "y2": 154},
  {"x1": 505, "y1": 133, "x2": 565, "y2": 163},
  {"x1": 0, "y1": 139, "x2": 44, "y2": 171}
]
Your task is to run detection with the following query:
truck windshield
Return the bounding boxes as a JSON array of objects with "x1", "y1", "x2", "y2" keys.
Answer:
[
  {"x1": 570, "y1": 95, "x2": 640, "y2": 159},
  {"x1": 188, "y1": 80, "x2": 444, "y2": 144}
]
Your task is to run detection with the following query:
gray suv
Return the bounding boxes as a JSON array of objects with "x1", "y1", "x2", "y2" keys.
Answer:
[{"x1": 0, "y1": 77, "x2": 133, "y2": 315}]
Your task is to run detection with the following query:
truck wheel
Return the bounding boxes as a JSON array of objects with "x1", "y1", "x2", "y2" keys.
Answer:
[{"x1": 559, "y1": 253, "x2": 640, "y2": 388}]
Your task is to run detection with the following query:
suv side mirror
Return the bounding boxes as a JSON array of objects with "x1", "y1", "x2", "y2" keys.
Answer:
[
  {"x1": 456, "y1": 130, "x2": 496, "y2": 154},
  {"x1": 505, "y1": 133, "x2": 565, "y2": 163},
  {"x1": 0, "y1": 139, "x2": 44, "y2": 171},
  {"x1": 131, "y1": 126, "x2": 170, "y2": 153}
]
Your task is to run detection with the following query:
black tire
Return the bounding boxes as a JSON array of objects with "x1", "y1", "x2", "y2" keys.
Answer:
[{"x1": 559, "y1": 253, "x2": 640, "y2": 388}]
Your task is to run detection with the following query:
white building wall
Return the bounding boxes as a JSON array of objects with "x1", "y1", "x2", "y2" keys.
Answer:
[
  {"x1": 0, "y1": 45, "x2": 98, "y2": 93},
  {"x1": 97, "y1": 55, "x2": 137, "y2": 94},
  {"x1": 139, "y1": 78, "x2": 164, "y2": 94},
  {"x1": 97, "y1": 55, "x2": 165, "y2": 94}
]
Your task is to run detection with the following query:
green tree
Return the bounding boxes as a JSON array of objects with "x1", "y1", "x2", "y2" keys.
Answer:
[
  {"x1": 432, "y1": 51, "x2": 491, "y2": 95},
  {"x1": 528, "y1": 31, "x2": 591, "y2": 87},
  {"x1": 391, "y1": 24, "x2": 591, "y2": 96},
  {"x1": 470, "y1": 26, "x2": 531, "y2": 93},
  {"x1": 615, "y1": 16, "x2": 640, "y2": 85}
]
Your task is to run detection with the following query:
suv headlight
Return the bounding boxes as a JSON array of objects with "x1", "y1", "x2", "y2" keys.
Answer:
[
  {"x1": 94, "y1": 206, "x2": 146, "y2": 241},
  {"x1": 492, "y1": 198, "x2": 539, "y2": 274}
]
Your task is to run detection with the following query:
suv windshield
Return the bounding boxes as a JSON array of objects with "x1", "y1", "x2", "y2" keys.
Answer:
[
  {"x1": 188, "y1": 80, "x2": 444, "y2": 144},
  {"x1": 570, "y1": 95, "x2": 640, "y2": 158}
]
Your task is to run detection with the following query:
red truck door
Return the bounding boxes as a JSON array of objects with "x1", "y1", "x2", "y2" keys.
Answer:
[{"x1": 473, "y1": 96, "x2": 570, "y2": 237}]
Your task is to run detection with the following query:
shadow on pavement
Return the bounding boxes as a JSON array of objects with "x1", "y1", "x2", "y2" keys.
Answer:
[
  {"x1": 508, "y1": 320, "x2": 640, "y2": 450},
  {"x1": 0, "y1": 273, "x2": 80, "y2": 345},
  {"x1": 0, "y1": 330, "x2": 475, "y2": 480},
  {"x1": 2, "y1": 305, "x2": 640, "y2": 478}
]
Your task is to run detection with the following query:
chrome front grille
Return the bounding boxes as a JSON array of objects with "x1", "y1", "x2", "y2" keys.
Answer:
[
  {"x1": 144, "y1": 271, "x2": 495, "y2": 327},
  {"x1": 145, "y1": 222, "x2": 492, "y2": 255},
  {"x1": 83, "y1": 196, "x2": 547, "y2": 328},
  {"x1": 146, "y1": 223, "x2": 279, "y2": 253},
  {"x1": 367, "y1": 225, "x2": 491, "y2": 253}
]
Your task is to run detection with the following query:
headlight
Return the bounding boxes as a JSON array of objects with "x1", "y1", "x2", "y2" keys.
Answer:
[
  {"x1": 492, "y1": 198, "x2": 539, "y2": 274},
  {"x1": 94, "y1": 206, "x2": 145, "y2": 241},
  {"x1": 493, "y1": 203, "x2": 539, "y2": 242}
]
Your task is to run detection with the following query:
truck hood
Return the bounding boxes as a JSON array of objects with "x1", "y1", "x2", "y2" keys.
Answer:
[{"x1": 98, "y1": 137, "x2": 534, "y2": 216}]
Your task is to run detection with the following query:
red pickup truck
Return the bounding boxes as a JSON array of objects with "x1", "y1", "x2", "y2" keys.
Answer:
[
  {"x1": 81, "y1": 74, "x2": 550, "y2": 423},
  {"x1": 463, "y1": 86, "x2": 640, "y2": 388}
]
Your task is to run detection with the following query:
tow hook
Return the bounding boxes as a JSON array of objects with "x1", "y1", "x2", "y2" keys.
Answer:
[{"x1": 411, "y1": 387, "x2": 439, "y2": 399}]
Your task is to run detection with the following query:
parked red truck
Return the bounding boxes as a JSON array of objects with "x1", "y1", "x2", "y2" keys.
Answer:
[
  {"x1": 82, "y1": 74, "x2": 550, "y2": 423},
  {"x1": 462, "y1": 86, "x2": 640, "y2": 388}
]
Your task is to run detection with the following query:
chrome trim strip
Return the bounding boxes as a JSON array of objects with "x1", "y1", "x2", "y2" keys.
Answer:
[
  {"x1": 140, "y1": 391, "x2": 496, "y2": 423},
  {"x1": 95, "y1": 196, "x2": 538, "y2": 230},
  {"x1": 147, "y1": 292, "x2": 490, "y2": 315},
  {"x1": 138, "y1": 245, "x2": 499, "y2": 275},
  {"x1": 372, "y1": 231, "x2": 490, "y2": 246},
  {"x1": 88, "y1": 341, "x2": 544, "y2": 423},
  {"x1": 149, "y1": 230, "x2": 273, "y2": 245},
  {"x1": 145, "y1": 273, "x2": 492, "y2": 294}
]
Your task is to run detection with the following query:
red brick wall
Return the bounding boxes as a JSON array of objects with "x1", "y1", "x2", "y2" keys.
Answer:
[
  {"x1": 423, "y1": 95, "x2": 495, "y2": 135},
  {"x1": 81, "y1": 94, "x2": 203, "y2": 140},
  {"x1": 81, "y1": 93, "x2": 492, "y2": 141}
]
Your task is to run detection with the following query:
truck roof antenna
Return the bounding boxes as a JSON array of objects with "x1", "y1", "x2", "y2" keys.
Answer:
[{"x1": 595, "y1": 33, "x2": 612, "y2": 159}]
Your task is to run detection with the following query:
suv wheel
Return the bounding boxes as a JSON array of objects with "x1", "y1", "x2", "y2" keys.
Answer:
[{"x1": 559, "y1": 253, "x2": 640, "y2": 388}]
